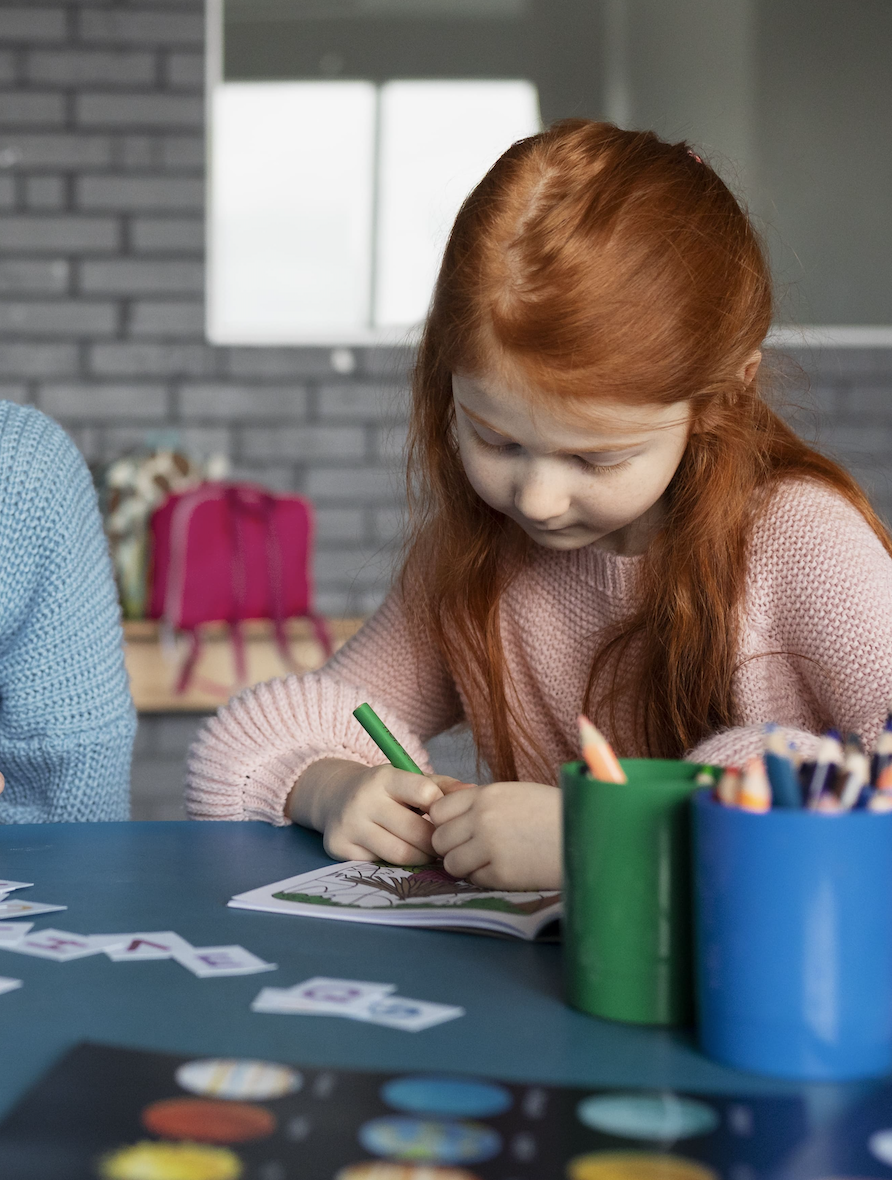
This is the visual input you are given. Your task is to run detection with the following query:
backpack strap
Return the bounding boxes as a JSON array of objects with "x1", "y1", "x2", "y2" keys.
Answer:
[
  {"x1": 174, "y1": 628, "x2": 203, "y2": 696},
  {"x1": 254, "y1": 488, "x2": 335, "y2": 669}
]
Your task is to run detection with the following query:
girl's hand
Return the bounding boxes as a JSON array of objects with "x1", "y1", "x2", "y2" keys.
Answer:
[
  {"x1": 428, "y1": 781, "x2": 562, "y2": 891},
  {"x1": 287, "y1": 758, "x2": 471, "y2": 866}
]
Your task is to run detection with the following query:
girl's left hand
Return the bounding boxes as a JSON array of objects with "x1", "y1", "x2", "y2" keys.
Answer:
[{"x1": 428, "y1": 781, "x2": 562, "y2": 891}]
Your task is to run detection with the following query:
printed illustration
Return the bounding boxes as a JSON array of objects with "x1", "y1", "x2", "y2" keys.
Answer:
[{"x1": 272, "y1": 862, "x2": 559, "y2": 916}]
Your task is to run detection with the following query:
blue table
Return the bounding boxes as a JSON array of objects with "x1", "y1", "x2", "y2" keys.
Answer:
[{"x1": 0, "y1": 821, "x2": 850, "y2": 1125}]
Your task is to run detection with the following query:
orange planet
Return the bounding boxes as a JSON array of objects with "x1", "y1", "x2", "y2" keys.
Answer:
[{"x1": 142, "y1": 1098, "x2": 275, "y2": 1144}]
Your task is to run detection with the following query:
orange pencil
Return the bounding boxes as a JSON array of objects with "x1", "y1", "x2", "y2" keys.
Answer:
[
  {"x1": 578, "y1": 715, "x2": 627, "y2": 783},
  {"x1": 738, "y1": 757, "x2": 771, "y2": 812},
  {"x1": 716, "y1": 767, "x2": 741, "y2": 807}
]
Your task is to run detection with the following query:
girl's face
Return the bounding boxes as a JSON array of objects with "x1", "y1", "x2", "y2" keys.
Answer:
[{"x1": 452, "y1": 370, "x2": 692, "y2": 556}]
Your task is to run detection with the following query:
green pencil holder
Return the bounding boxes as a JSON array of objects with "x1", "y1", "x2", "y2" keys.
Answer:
[{"x1": 562, "y1": 758, "x2": 710, "y2": 1027}]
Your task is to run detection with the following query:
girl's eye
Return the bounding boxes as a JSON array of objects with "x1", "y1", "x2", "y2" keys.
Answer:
[
  {"x1": 474, "y1": 433, "x2": 519, "y2": 454},
  {"x1": 580, "y1": 457, "x2": 632, "y2": 475}
]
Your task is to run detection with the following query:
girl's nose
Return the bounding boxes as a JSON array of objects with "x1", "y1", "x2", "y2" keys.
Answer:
[{"x1": 514, "y1": 464, "x2": 570, "y2": 524}]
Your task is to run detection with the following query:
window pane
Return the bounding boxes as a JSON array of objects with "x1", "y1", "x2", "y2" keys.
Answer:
[
  {"x1": 374, "y1": 80, "x2": 540, "y2": 329},
  {"x1": 208, "y1": 81, "x2": 376, "y2": 342}
]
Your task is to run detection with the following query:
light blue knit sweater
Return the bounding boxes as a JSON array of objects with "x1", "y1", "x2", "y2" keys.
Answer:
[{"x1": 0, "y1": 402, "x2": 136, "y2": 822}]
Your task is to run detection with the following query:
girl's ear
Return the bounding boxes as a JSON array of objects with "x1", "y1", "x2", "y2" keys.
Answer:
[{"x1": 739, "y1": 349, "x2": 762, "y2": 387}]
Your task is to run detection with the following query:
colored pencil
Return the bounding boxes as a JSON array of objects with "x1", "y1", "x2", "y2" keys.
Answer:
[
  {"x1": 806, "y1": 730, "x2": 843, "y2": 808},
  {"x1": 716, "y1": 767, "x2": 741, "y2": 807},
  {"x1": 871, "y1": 713, "x2": 892, "y2": 781},
  {"x1": 353, "y1": 702, "x2": 423, "y2": 775},
  {"x1": 840, "y1": 750, "x2": 868, "y2": 807},
  {"x1": 763, "y1": 725, "x2": 802, "y2": 808},
  {"x1": 838, "y1": 737, "x2": 870, "y2": 810},
  {"x1": 738, "y1": 757, "x2": 771, "y2": 813},
  {"x1": 577, "y1": 715, "x2": 627, "y2": 783}
]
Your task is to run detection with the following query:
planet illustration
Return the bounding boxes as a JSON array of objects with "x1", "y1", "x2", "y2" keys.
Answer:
[
  {"x1": 141, "y1": 1098, "x2": 276, "y2": 1143},
  {"x1": 576, "y1": 1094, "x2": 719, "y2": 1141},
  {"x1": 870, "y1": 1128, "x2": 892, "y2": 1165},
  {"x1": 567, "y1": 1151, "x2": 718, "y2": 1180},
  {"x1": 97, "y1": 1140, "x2": 243, "y2": 1180},
  {"x1": 175, "y1": 1059, "x2": 301, "y2": 1101},
  {"x1": 381, "y1": 1076, "x2": 513, "y2": 1119},
  {"x1": 358, "y1": 1116, "x2": 502, "y2": 1164},
  {"x1": 336, "y1": 1164, "x2": 482, "y2": 1180}
]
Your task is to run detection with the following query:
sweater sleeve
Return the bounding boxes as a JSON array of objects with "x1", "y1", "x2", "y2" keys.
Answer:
[
  {"x1": 186, "y1": 586, "x2": 464, "y2": 824},
  {"x1": 687, "y1": 480, "x2": 892, "y2": 768},
  {"x1": 0, "y1": 406, "x2": 136, "y2": 823}
]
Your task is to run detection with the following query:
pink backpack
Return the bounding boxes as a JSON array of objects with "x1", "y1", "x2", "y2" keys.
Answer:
[{"x1": 148, "y1": 482, "x2": 333, "y2": 693}]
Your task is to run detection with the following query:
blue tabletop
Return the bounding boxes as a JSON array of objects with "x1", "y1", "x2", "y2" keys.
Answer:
[{"x1": 0, "y1": 821, "x2": 848, "y2": 1122}]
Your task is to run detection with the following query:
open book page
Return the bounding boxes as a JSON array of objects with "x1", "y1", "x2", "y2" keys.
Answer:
[{"x1": 229, "y1": 861, "x2": 562, "y2": 941}]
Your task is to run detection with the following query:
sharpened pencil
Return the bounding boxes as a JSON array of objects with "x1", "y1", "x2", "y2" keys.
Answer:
[
  {"x1": 738, "y1": 757, "x2": 771, "y2": 812},
  {"x1": 577, "y1": 715, "x2": 627, "y2": 783},
  {"x1": 763, "y1": 725, "x2": 802, "y2": 808}
]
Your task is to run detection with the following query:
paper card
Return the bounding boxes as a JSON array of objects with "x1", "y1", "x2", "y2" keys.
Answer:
[
  {"x1": 251, "y1": 977, "x2": 396, "y2": 1016},
  {"x1": 352, "y1": 994, "x2": 466, "y2": 1032},
  {"x1": 104, "y1": 932, "x2": 194, "y2": 962},
  {"x1": 0, "y1": 929, "x2": 111, "y2": 962},
  {"x1": 0, "y1": 881, "x2": 32, "y2": 894},
  {"x1": 83, "y1": 936, "x2": 132, "y2": 952},
  {"x1": 0, "y1": 976, "x2": 22, "y2": 996},
  {"x1": 173, "y1": 945, "x2": 277, "y2": 978},
  {"x1": 0, "y1": 900, "x2": 66, "y2": 920},
  {"x1": 275, "y1": 976, "x2": 396, "y2": 1014},
  {"x1": 251, "y1": 987, "x2": 310, "y2": 1013},
  {"x1": 0, "y1": 922, "x2": 32, "y2": 943}
]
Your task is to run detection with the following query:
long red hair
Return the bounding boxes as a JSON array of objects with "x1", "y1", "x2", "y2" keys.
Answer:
[{"x1": 399, "y1": 120, "x2": 892, "y2": 782}]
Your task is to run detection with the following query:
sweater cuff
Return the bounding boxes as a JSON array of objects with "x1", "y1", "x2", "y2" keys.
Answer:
[
  {"x1": 687, "y1": 724, "x2": 822, "y2": 768},
  {"x1": 185, "y1": 673, "x2": 436, "y2": 825}
]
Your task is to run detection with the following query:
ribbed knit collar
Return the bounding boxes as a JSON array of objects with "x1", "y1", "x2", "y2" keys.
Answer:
[{"x1": 536, "y1": 542, "x2": 644, "y2": 598}]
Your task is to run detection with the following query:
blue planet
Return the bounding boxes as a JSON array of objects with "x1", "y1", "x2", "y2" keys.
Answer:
[
  {"x1": 358, "y1": 1116, "x2": 502, "y2": 1164},
  {"x1": 576, "y1": 1093, "x2": 719, "y2": 1141},
  {"x1": 382, "y1": 1075, "x2": 512, "y2": 1119}
]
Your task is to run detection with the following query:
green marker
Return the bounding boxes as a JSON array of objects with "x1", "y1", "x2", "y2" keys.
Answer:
[{"x1": 353, "y1": 702, "x2": 423, "y2": 774}]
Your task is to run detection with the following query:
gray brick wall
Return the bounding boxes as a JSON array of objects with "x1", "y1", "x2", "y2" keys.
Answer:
[{"x1": 0, "y1": 0, "x2": 414, "y2": 620}]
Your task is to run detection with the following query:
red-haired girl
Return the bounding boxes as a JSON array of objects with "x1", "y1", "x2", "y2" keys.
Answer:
[{"x1": 187, "y1": 122, "x2": 892, "y2": 890}]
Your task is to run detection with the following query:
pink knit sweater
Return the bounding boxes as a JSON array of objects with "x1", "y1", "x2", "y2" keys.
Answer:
[{"x1": 186, "y1": 480, "x2": 892, "y2": 824}]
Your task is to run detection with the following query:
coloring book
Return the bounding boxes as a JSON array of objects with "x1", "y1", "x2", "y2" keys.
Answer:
[{"x1": 229, "y1": 861, "x2": 562, "y2": 940}]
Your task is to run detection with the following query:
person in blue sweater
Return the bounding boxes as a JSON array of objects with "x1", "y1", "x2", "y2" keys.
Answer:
[{"x1": 0, "y1": 402, "x2": 135, "y2": 822}]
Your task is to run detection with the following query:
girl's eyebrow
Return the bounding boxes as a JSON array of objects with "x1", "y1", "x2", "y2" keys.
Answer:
[{"x1": 457, "y1": 401, "x2": 643, "y2": 455}]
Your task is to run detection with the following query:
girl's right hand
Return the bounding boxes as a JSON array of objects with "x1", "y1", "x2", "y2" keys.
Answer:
[{"x1": 287, "y1": 758, "x2": 470, "y2": 866}]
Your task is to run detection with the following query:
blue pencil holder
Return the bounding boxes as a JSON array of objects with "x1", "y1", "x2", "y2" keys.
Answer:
[{"x1": 692, "y1": 789, "x2": 892, "y2": 1080}]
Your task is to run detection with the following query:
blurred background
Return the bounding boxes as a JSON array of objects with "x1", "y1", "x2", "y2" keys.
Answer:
[{"x1": 0, "y1": 0, "x2": 889, "y2": 818}]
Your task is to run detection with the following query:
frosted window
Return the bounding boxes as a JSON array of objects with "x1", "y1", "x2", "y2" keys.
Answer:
[
  {"x1": 375, "y1": 80, "x2": 540, "y2": 328},
  {"x1": 208, "y1": 79, "x2": 540, "y2": 343},
  {"x1": 209, "y1": 82, "x2": 376, "y2": 342}
]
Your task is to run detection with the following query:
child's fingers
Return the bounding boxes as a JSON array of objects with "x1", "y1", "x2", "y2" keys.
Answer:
[
  {"x1": 322, "y1": 832, "x2": 377, "y2": 862},
  {"x1": 430, "y1": 810, "x2": 474, "y2": 858},
  {"x1": 369, "y1": 823, "x2": 437, "y2": 866},
  {"x1": 373, "y1": 797, "x2": 437, "y2": 856},
  {"x1": 429, "y1": 774, "x2": 476, "y2": 795},
  {"x1": 427, "y1": 788, "x2": 476, "y2": 826},
  {"x1": 442, "y1": 838, "x2": 490, "y2": 883},
  {"x1": 384, "y1": 771, "x2": 444, "y2": 812}
]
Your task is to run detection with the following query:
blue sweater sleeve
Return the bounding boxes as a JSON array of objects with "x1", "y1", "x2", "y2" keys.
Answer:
[{"x1": 0, "y1": 403, "x2": 136, "y2": 822}]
